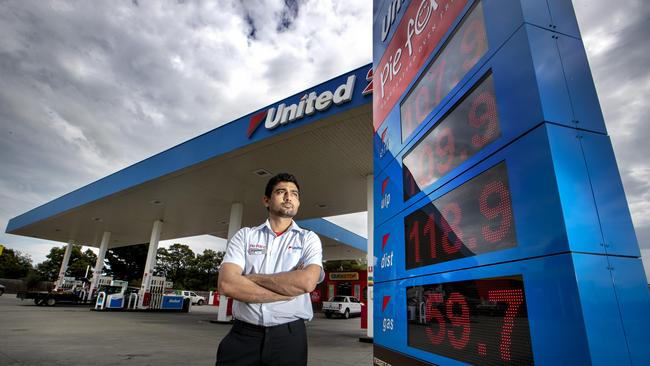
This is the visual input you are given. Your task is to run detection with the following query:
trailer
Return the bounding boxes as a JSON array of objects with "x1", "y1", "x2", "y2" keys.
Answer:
[
  {"x1": 17, "y1": 277, "x2": 96, "y2": 306},
  {"x1": 17, "y1": 289, "x2": 91, "y2": 306}
]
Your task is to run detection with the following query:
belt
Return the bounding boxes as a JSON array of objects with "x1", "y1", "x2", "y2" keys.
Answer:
[{"x1": 233, "y1": 319, "x2": 304, "y2": 334}]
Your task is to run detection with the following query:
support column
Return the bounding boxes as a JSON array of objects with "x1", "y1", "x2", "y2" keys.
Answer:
[
  {"x1": 227, "y1": 202, "x2": 244, "y2": 239},
  {"x1": 365, "y1": 174, "x2": 374, "y2": 340},
  {"x1": 218, "y1": 202, "x2": 243, "y2": 322},
  {"x1": 88, "y1": 232, "x2": 110, "y2": 300},
  {"x1": 55, "y1": 240, "x2": 74, "y2": 290},
  {"x1": 138, "y1": 220, "x2": 163, "y2": 309}
]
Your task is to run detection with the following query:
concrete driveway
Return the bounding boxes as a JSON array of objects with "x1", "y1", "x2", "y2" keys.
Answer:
[{"x1": 0, "y1": 294, "x2": 372, "y2": 366}]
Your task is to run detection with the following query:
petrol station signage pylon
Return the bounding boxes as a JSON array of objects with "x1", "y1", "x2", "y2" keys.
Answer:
[{"x1": 371, "y1": 0, "x2": 650, "y2": 364}]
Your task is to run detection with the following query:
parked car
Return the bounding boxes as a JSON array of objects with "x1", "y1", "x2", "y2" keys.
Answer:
[
  {"x1": 184, "y1": 291, "x2": 206, "y2": 305},
  {"x1": 0, "y1": 284, "x2": 5, "y2": 296},
  {"x1": 322, "y1": 295, "x2": 362, "y2": 319},
  {"x1": 166, "y1": 290, "x2": 206, "y2": 305}
]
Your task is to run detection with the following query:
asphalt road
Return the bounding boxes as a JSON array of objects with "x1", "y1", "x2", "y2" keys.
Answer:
[{"x1": 0, "y1": 294, "x2": 372, "y2": 366}]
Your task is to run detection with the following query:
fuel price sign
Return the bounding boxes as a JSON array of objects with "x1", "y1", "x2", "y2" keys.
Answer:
[
  {"x1": 407, "y1": 275, "x2": 533, "y2": 365},
  {"x1": 400, "y1": 1, "x2": 489, "y2": 142},
  {"x1": 403, "y1": 72, "x2": 499, "y2": 200},
  {"x1": 404, "y1": 161, "x2": 516, "y2": 269},
  {"x1": 373, "y1": 0, "x2": 649, "y2": 365}
]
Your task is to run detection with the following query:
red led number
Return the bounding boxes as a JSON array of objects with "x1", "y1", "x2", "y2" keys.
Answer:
[
  {"x1": 446, "y1": 293, "x2": 471, "y2": 349},
  {"x1": 425, "y1": 292, "x2": 471, "y2": 350},
  {"x1": 425, "y1": 293, "x2": 445, "y2": 345},
  {"x1": 423, "y1": 213, "x2": 436, "y2": 260},
  {"x1": 406, "y1": 175, "x2": 514, "y2": 268},
  {"x1": 408, "y1": 277, "x2": 532, "y2": 365},
  {"x1": 410, "y1": 213, "x2": 437, "y2": 265},
  {"x1": 440, "y1": 202, "x2": 462, "y2": 254},
  {"x1": 469, "y1": 91, "x2": 498, "y2": 148},
  {"x1": 409, "y1": 220, "x2": 421, "y2": 264},
  {"x1": 479, "y1": 180, "x2": 513, "y2": 243},
  {"x1": 421, "y1": 144, "x2": 435, "y2": 188},
  {"x1": 488, "y1": 289, "x2": 525, "y2": 362},
  {"x1": 400, "y1": 3, "x2": 488, "y2": 142},
  {"x1": 402, "y1": 74, "x2": 500, "y2": 200},
  {"x1": 435, "y1": 127, "x2": 455, "y2": 175},
  {"x1": 460, "y1": 18, "x2": 488, "y2": 71}
]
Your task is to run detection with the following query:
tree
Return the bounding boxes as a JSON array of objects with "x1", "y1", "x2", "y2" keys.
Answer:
[
  {"x1": 155, "y1": 243, "x2": 196, "y2": 289},
  {"x1": 0, "y1": 248, "x2": 33, "y2": 279},
  {"x1": 195, "y1": 249, "x2": 224, "y2": 290},
  {"x1": 104, "y1": 244, "x2": 148, "y2": 284},
  {"x1": 153, "y1": 244, "x2": 224, "y2": 291},
  {"x1": 36, "y1": 245, "x2": 97, "y2": 281},
  {"x1": 323, "y1": 258, "x2": 367, "y2": 272}
]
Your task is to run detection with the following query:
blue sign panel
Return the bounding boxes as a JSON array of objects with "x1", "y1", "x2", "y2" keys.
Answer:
[
  {"x1": 109, "y1": 297, "x2": 124, "y2": 309},
  {"x1": 373, "y1": 0, "x2": 650, "y2": 365},
  {"x1": 372, "y1": 0, "x2": 601, "y2": 178},
  {"x1": 374, "y1": 253, "x2": 648, "y2": 365},
  {"x1": 374, "y1": 22, "x2": 609, "y2": 225},
  {"x1": 161, "y1": 295, "x2": 185, "y2": 310},
  {"x1": 375, "y1": 123, "x2": 637, "y2": 282}
]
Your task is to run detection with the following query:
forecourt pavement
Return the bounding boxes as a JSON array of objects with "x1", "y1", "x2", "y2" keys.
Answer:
[{"x1": 0, "y1": 295, "x2": 372, "y2": 366}]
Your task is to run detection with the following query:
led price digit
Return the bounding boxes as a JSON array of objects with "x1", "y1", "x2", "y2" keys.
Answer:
[
  {"x1": 403, "y1": 73, "x2": 500, "y2": 200},
  {"x1": 408, "y1": 277, "x2": 533, "y2": 365},
  {"x1": 423, "y1": 290, "x2": 522, "y2": 359},
  {"x1": 405, "y1": 162, "x2": 516, "y2": 269},
  {"x1": 400, "y1": 1, "x2": 488, "y2": 142}
]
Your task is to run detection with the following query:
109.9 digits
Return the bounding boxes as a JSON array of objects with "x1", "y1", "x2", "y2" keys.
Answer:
[{"x1": 402, "y1": 72, "x2": 500, "y2": 201}]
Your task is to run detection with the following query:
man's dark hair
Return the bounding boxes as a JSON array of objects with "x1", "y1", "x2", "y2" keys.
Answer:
[{"x1": 265, "y1": 173, "x2": 300, "y2": 198}]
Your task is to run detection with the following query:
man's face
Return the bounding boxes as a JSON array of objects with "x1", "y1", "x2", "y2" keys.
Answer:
[{"x1": 263, "y1": 181, "x2": 300, "y2": 218}]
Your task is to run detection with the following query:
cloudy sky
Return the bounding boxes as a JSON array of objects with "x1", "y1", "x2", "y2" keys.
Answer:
[{"x1": 0, "y1": 1, "x2": 648, "y2": 279}]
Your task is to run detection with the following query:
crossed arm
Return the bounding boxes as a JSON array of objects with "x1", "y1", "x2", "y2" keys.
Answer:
[{"x1": 218, "y1": 262, "x2": 321, "y2": 303}]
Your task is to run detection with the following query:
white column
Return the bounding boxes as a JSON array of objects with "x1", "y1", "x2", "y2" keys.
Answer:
[
  {"x1": 138, "y1": 220, "x2": 163, "y2": 309},
  {"x1": 227, "y1": 202, "x2": 243, "y2": 239},
  {"x1": 55, "y1": 240, "x2": 74, "y2": 290},
  {"x1": 88, "y1": 232, "x2": 110, "y2": 300},
  {"x1": 218, "y1": 202, "x2": 243, "y2": 321},
  {"x1": 366, "y1": 174, "x2": 374, "y2": 339}
]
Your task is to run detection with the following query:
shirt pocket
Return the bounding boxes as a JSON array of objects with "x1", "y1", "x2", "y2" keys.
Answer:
[
  {"x1": 245, "y1": 246, "x2": 268, "y2": 273},
  {"x1": 282, "y1": 248, "x2": 303, "y2": 270}
]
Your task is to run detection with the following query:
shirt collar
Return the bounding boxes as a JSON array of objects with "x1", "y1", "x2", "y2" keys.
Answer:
[{"x1": 261, "y1": 219, "x2": 301, "y2": 234}]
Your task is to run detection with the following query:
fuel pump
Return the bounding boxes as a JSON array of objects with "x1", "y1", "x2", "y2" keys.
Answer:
[{"x1": 94, "y1": 280, "x2": 129, "y2": 310}]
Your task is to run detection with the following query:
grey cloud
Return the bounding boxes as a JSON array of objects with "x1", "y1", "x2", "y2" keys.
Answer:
[
  {"x1": 0, "y1": 0, "x2": 372, "y2": 264},
  {"x1": 263, "y1": 49, "x2": 307, "y2": 90},
  {"x1": 574, "y1": 0, "x2": 650, "y2": 250},
  {"x1": 635, "y1": 226, "x2": 650, "y2": 251},
  {"x1": 244, "y1": 13, "x2": 258, "y2": 40},
  {"x1": 277, "y1": 0, "x2": 300, "y2": 32}
]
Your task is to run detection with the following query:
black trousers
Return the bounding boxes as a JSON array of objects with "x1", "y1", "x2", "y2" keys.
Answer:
[{"x1": 216, "y1": 319, "x2": 308, "y2": 366}]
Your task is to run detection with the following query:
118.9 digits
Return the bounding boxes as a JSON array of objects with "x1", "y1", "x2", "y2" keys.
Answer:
[{"x1": 404, "y1": 162, "x2": 517, "y2": 269}]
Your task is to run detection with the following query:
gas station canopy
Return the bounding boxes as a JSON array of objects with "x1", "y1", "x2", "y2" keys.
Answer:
[{"x1": 6, "y1": 64, "x2": 374, "y2": 258}]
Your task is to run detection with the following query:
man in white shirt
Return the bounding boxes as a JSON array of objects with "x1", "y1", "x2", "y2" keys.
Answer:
[{"x1": 216, "y1": 173, "x2": 323, "y2": 366}]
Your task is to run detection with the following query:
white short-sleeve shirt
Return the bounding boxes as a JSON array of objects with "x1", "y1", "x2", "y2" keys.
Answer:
[{"x1": 222, "y1": 219, "x2": 324, "y2": 326}]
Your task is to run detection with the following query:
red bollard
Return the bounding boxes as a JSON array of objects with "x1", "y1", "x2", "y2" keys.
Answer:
[
  {"x1": 226, "y1": 297, "x2": 233, "y2": 316},
  {"x1": 143, "y1": 292, "x2": 151, "y2": 307}
]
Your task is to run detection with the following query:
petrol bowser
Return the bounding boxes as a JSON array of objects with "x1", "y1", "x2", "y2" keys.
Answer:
[
  {"x1": 147, "y1": 276, "x2": 166, "y2": 309},
  {"x1": 372, "y1": 0, "x2": 650, "y2": 364},
  {"x1": 94, "y1": 280, "x2": 128, "y2": 310}
]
